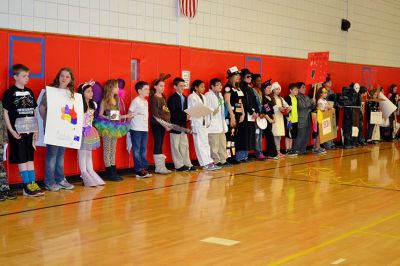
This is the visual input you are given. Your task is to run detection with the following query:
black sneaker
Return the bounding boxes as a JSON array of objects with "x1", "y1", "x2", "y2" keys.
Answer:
[
  {"x1": 221, "y1": 162, "x2": 232, "y2": 167},
  {"x1": 0, "y1": 191, "x2": 6, "y2": 201},
  {"x1": 3, "y1": 189, "x2": 17, "y2": 200},
  {"x1": 176, "y1": 166, "x2": 189, "y2": 171},
  {"x1": 187, "y1": 166, "x2": 197, "y2": 171},
  {"x1": 136, "y1": 170, "x2": 152, "y2": 179},
  {"x1": 23, "y1": 183, "x2": 42, "y2": 197}
]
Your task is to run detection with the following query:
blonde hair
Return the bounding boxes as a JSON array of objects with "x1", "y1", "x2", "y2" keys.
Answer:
[{"x1": 102, "y1": 79, "x2": 119, "y2": 109}]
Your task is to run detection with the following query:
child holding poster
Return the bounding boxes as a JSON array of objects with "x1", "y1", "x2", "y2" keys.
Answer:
[
  {"x1": 77, "y1": 81, "x2": 105, "y2": 186},
  {"x1": 2, "y1": 64, "x2": 43, "y2": 197},
  {"x1": 188, "y1": 80, "x2": 221, "y2": 171},
  {"x1": 366, "y1": 88, "x2": 381, "y2": 144},
  {"x1": 313, "y1": 88, "x2": 330, "y2": 154},
  {"x1": 39, "y1": 67, "x2": 76, "y2": 191},
  {"x1": 97, "y1": 79, "x2": 133, "y2": 181}
]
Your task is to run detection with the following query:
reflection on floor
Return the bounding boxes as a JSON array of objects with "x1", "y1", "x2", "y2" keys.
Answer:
[{"x1": 0, "y1": 142, "x2": 399, "y2": 265}]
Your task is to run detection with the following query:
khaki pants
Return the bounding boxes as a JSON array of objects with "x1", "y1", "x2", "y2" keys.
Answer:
[
  {"x1": 170, "y1": 132, "x2": 193, "y2": 169},
  {"x1": 208, "y1": 133, "x2": 227, "y2": 164}
]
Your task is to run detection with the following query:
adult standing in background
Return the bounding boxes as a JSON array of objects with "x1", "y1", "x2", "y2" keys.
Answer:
[{"x1": 292, "y1": 82, "x2": 315, "y2": 154}]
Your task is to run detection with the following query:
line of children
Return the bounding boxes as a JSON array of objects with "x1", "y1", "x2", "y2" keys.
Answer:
[{"x1": 1, "y1": 63, "x2": 399, "y2": 193}]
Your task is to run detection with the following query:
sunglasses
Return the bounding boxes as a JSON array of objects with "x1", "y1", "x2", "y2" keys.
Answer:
[{"x1": 245, "y1": 75, "x2": 252, "y2": 78}]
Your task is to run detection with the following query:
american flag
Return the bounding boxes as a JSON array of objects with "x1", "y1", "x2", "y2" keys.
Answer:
[{"x1": 179, "y1": 0, "x2": 198, "y2": 18}]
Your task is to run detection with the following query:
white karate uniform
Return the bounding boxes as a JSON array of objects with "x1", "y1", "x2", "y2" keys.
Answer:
[{"x1": 188, "y1": 92, "x2": 214, "y2": 166}]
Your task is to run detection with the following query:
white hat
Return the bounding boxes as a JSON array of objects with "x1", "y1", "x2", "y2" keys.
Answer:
[{"x1": 271, "y1": 82, "x2": 281, "y2": 91}]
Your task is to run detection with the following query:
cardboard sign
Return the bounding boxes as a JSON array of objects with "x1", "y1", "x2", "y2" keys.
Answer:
[
  {"x1": 318, "y1": 109, "x2": 334, "y2": 144},
  {"x1": 182, "y1": 70, "x2": 190, "y2": 89},
  {"x1": 44, "y1": 86, "x2": 84, "y2": 149},
  {"x1": 370, "y1": 111, "x2": 383, "y2": 125},
  {"x1": 184, "y1": 104, "x2": 213, "y2": 118},
  {"x1": 306, "y1": 52, "x2": 329, "y2": 84},
  {"x1": 378, "y1": 92, "x2": 397, "y2": 119}
]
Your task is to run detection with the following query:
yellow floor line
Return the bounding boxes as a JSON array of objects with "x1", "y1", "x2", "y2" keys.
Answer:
[
  {"x1": 356, "y1": 231, "x2": 400, "y2": 241},
  {"x1": 268, "y1": 211, "x2": 400, "y2": 266}
]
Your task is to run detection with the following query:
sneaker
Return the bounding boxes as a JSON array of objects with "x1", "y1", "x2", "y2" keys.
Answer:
[
  {"x1": 267, "y1": 156, "x2": 279, "y2": 160},
  {"x1": 203, "y1": 163, "x2": 222, "y2": 171},
  {"x1": 45, "y1": 183, "x2": 61, "y2": 192},
  {"x1": 312, "y1": 148, "x2": 326, "y2": 155},
  {"x1": 136, "y1": 170, "x2": 152, "y2": 178},
  {"x1": 256, "y1": 154, "x2": 267, "y2": 161},
  {"x1": 31, "y1": 182, "x2": 45, "y2": 196},
  {"x1": 0, "y1": 191, "x2": 6, "y2": 201},
  {"x1": 176, "y1": 166, "x2": 189, "y2": 171},
  {"x1": 277, "y1": 152, "x2": 285, "y2": 158},
  {"x1": 3, "y1": 189, "x2": 17, "y2": 200},
  {"x1": 220, "y1": 162, "x2": 232, "y2": 167},
  {"x1": 187, "y1": 166, "x2": 198, "y2": 171},
  {"x1": 23, "y1": 183, "x2": 42, "y2": 197},
  {"x1": 58, "y1": 179, "x2": 74, "y2": 190},
  {"x1": 286, "y1": 150, "x2": 298, "y2": 157}
]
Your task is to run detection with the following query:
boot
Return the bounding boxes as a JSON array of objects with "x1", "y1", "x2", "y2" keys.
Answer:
[
  {"x1": 81, "y1": 171, "x2": 97, "y2": 187},
  {"x1": 88, "y1": 170, "x2": 106, "y2": 186},
  {"x1": 105, "y1": 166, "x2": 122, "y2": 182},
  {"x1": 154, "y1": 154, "x2": 172, "y2": 174},
  {"x1": 111, "y1": 165, "x2": 123, "y2": 181}
]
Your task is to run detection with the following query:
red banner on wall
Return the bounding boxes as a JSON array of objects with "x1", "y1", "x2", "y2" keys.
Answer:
[{"x1": 305, "y1": 51, "x2": 329, "y2": 84}]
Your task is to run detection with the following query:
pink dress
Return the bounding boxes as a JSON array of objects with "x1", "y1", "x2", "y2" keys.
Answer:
[{"x1": 81, "y1": 108, "x2": 100, "y2": 150}]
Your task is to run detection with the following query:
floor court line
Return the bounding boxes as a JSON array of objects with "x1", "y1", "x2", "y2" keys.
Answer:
[
  {"x1": 267, "y1": 210, "x2": 400, "y2": 266},
  {"x1": 244, "y1": 171, "x2": 400, "y2": 192},
  {"x1": 0, "y1": 146, "x2": 394, "y2": 218}
]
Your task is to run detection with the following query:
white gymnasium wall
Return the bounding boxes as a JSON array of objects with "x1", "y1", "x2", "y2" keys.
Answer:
[{"x1": 0, "y1": 0, "x2": 399, "y2": 67}]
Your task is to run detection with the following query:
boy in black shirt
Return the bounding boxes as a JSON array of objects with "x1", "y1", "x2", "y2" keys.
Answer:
[{"x1": 2, "y1": 64, "x2": 44, "y2": 197}]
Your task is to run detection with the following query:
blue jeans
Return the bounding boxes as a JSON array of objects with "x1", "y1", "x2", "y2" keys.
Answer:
[
  {"x1": 130, "y1": 130, "x2": 148, "y2": 172},
  {"x1": 44, "y1": 144, "x2": 66, "y2": 186},
  {"x1": 255, "y1": 130, "x2": 264, "y2": 156},
  {"x1": 236, "y1": 150, "x2": 248, "y2": 162}
]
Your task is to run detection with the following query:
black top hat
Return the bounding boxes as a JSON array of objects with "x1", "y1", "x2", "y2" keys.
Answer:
[
  {"x1": 240, "y1": 68, "x2": 252, "y2": 78},
  {"x1": 261, "y1": 79, "x2": 272, "y2": 89},
  {"x1": 227, "y1": 66, "x2": 241, "y2": 78}
]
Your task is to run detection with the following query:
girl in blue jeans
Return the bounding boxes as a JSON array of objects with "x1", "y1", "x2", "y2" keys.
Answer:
[{"x1": 39, "y1": 67, "x2": 76, "y2": 191}]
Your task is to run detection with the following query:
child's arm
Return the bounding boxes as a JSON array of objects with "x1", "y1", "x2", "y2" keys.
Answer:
[
  {"x1": 98, "y1": 101, "x2": 107, "y2": 119},
  {"x1": 1, "y1": 108, "x2": 8, "y2": 143},
  {"x1": 3, "y1": 110, "x2": 21, "y2": 139},
  {"x1": 38, "y1": 93, "x2": 47, "y2": 120}
]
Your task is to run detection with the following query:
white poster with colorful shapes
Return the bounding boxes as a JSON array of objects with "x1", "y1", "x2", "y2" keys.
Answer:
[{"x1": 43, "y1": 86, "x2": 84, "y2": 149}]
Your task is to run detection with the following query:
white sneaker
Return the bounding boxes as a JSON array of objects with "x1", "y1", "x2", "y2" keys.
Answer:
[
  {"x1": 58, "y1": 179, "x2": 74, "y2": 190},
  {"x1": 203, "y1": 163, "x2": 222, "y2": 171},
  {"x1": 45, "y1": 183, "x2": 61, "y2": 192}
]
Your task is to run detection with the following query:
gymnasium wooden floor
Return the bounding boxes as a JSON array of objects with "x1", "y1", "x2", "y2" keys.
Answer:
[{"x1": 0, "y1": 142, "x2": 399, "y2": 265}]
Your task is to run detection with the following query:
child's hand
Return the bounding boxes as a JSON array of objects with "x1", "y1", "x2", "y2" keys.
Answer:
[
  {"x1": 11, "y1": 130, "x2": 21, "y2": 139},
  {"x1": 213, "y1": 108, "x2": 219, "y2": 115},
  {"x1": 127, "y1": 113, "x2": 134, "y2": 119},
  {"x1": 252, "y1": 112, "x2": 258, "y2": 120},
  {"x1": 33, "y1": 132, "x2": 38, "y2": 141},
  {"x1": 230, "y1": 117, "x2": 236, "y2": 127},
  {"x1": 239, "y1": 114, "x2": 245, "y2": 123},
  {"x1": 186, "y1": 114, "x2": 190, "y2": 120}
]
